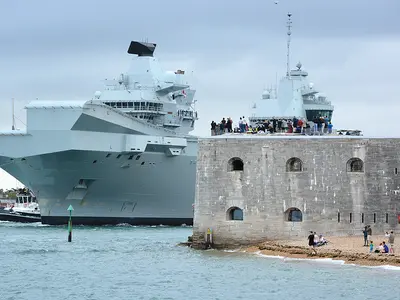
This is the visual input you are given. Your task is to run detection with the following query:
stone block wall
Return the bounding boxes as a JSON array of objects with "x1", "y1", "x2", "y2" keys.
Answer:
[{"x1": 192, "y1": 136, "x2": 400, "y2": 248}]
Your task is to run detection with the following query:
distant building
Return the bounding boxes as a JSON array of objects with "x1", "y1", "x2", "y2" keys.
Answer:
[
  {"x1": 0, "y1": 198, "x2": 15, "y2": 207},
  {"x1": 0, "y1": 189, "x2": 17, "y2": 207}
]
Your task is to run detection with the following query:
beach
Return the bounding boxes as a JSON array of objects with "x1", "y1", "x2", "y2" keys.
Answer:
[{"x1": 244, "y1": 235, "x2": 400, "y2": 267}]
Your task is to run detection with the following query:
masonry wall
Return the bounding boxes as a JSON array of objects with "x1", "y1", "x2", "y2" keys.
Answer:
[{"x1": 192, "y1": 137, "x2": 400, "y2": 248}]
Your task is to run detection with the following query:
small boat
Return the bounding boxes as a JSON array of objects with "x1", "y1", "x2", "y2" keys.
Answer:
[{"x1": 0, "y1": 188, "x2": 41, "y2": 223}]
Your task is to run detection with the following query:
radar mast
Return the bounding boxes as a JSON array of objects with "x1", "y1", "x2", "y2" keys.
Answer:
[
  {"x1": 286, "y1": 13, "x2": 292, "y2": 77},
  {"x1": 11, "y1": 98, "x2": 15, "y2": 130}
]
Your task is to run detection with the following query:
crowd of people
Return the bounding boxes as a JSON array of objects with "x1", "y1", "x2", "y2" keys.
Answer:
[
  {"x1": 363, "y1": 225, "x2": 395, "y2": 254},
  {"x1": 210, "y1": 116, "x2": 334, "y2": 136},
  {"x1": 308, "y1": 226, "x2": 396, "y2": 255}
]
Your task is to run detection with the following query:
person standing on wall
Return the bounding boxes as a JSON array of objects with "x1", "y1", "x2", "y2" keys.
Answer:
[{"x1": 210, "y1": 121, "x2": 216, "y2": 136}]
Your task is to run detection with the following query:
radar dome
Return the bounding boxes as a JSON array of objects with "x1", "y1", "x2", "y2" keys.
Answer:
[
  {"x1": 94, "y1": 91, "x2": 101, "y2": 99},
  {"x1": 309, "y1": 82, "x2": 314, "y2": 89},
  {"x1": 262, "y1": 90, "x2": 270, "y2": 99}
]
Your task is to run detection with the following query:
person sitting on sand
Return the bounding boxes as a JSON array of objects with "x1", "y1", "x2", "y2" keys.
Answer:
[
  {"x1": 316, "y1": 234, "x2": 328, "y2": 247},
  {"x1": 382, "y1": 241, "x2": 389, "y2": 253},
  {"x1": 374, "y1": 243, "x2": 384, "y2": 253},
  {"x1": 369, "y1": 241, "x2": 374, "y2": 253}
]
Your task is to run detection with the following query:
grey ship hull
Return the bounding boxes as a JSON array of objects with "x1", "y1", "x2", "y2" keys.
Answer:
[
  {"x1": 0, "y1": 100, "x2": 198, "y2": 226},
  {"x1": 0, "y1": 148, "x2": 197, "y2": 226},
  {"x1": 0, "y1": 40, "x2": 201, "y2": 226}
]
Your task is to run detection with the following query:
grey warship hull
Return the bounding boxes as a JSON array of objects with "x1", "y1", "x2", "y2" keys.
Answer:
[
  {"x1": 0, "y1": 41, "x2": 200, "y2": 225},
  {"x1": 0, "y1": 136, "x2": 197, "y2": 226}
]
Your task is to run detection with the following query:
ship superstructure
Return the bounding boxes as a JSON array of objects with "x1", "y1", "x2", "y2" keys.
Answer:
[
  {"x1": 249, "y1": 13, "x2": 334, "y2": 126},
  {"x1": 99, "y1": 41, "x2": 197, "y2": 134},
  {"x1": 0, "y1": 41, "x2": 198, "y2": 225}
]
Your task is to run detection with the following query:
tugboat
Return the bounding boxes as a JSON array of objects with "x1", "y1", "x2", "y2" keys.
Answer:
[{"x1": 0, "y1": 188, "x2": 41, "y2": 223}]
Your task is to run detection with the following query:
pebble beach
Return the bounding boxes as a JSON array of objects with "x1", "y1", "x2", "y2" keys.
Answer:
[{"x1": 244, "y1": 235, "x2": 400, "y2": 267}]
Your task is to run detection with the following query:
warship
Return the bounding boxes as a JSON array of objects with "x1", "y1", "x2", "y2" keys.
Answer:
[
  {"x1": 0, "y1": 41, "x2": 198, "y2": 225},
  {"x1": 249, "y1": 13, "x2": 335, "y2": 129}
]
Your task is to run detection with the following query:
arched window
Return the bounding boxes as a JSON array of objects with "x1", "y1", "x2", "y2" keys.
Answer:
[
  {"x1": 286, "y1": 157, "x2": 303, "y2": 172},
  {"x1": 285, "y1": 207, "x2": 303, "y2": 222},
  {"x1": 226, "y1": 207, "x2": 244, "y2": 221},
  {"x1": 347, "y1": 158, "x2": 364, "y2": 172},
  {"x1": 227, "y1": 157, "x2": 244, "y2": 172}
]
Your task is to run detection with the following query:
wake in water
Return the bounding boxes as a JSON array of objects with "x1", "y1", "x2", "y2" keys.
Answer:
[
  {"x1": 0, "y1": 220, "x2": 49, "y2": 227},
  {"x1": 0, "y1": 220, "x2": 191, "y2": 229}
]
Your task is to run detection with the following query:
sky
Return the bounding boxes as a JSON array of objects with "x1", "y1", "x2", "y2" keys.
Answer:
[{"x1": 0, "y1": 0, "x2": 399, "y2": 189}]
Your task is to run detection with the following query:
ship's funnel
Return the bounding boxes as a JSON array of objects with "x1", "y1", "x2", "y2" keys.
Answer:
[{"x1": 127, "y1": 41, "x2": 157, "y2": 57}]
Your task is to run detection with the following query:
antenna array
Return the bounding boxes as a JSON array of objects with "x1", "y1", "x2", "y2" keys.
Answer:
[
  {"x1": 286, "y1": 13, "x2": 292, "y2": 77},
  {"x1": 12, "y1": 98, "x2": 15, "y2": 130}
]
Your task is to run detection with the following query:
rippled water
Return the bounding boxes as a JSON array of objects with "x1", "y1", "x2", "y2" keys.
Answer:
[{"x1": 1, "y1": 221, "x2": 400, "y2": 300}]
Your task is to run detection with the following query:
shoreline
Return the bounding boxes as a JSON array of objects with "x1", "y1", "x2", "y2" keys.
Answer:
[{"x1": 242, "y1": 236, "x2": 400, "y2": 267}]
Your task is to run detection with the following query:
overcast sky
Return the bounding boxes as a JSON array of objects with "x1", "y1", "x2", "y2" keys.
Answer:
[{"x1": 0, "y1": 0, "x2": 399, "y2": 189}]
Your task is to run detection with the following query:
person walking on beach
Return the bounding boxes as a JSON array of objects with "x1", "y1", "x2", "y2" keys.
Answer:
[
  {"x1": 308, "y1": 231, "x2": 317, "y2": 255},
  {"x1": 388, "y1": 231, "x2": 395, "y2": 254},
  {"x1": 362, "y1": 226, "x2": 368, "y2": 246},
  {"x1": 313, "y1": 232, "x2": 318, "y2": 246},
  {"x1": 366, "y1": 225, "x2": 372, "y2": 245}
]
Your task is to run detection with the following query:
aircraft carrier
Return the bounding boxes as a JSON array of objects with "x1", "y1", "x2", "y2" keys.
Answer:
[{"x1": 0, "y1": 41, "x2": 198, "y2": 225}]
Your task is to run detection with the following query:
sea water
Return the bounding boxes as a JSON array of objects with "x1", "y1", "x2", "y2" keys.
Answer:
[{"x1": 1, "y1": 221, "x2": 399, "y2": 300}]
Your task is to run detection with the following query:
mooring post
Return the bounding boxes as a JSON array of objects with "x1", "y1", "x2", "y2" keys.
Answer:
[
  {"x1": 205, "y1": 228, "x2": 213, "y2": 249},
  {"x1": 67, "y1": 205, "x2": 74, "y2": 242}
]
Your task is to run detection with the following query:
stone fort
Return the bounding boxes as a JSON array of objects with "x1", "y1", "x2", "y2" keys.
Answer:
[{"x1": 192, "y1": 135, "x2": 400, "y2": 248}]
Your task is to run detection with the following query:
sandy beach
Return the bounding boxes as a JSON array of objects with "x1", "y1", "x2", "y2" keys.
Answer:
[{"x1": 244, "y1": 235, "x2": 400, "y2": 267}]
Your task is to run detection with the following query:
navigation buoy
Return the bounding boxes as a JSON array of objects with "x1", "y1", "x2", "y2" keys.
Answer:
[{"x1": 67, "y1": 205, "x2": 74, "y2": 242}]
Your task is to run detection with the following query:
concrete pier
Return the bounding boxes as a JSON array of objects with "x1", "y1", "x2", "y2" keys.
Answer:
[{"x1": 192, "y1": 135, "x2": 400, "y2": 249}]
